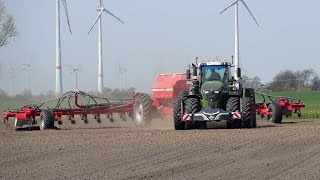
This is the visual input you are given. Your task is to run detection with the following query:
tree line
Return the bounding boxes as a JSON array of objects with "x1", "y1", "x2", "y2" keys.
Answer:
[{"x1": 243, "y1": 68, "x2": 320, "y2": 92}]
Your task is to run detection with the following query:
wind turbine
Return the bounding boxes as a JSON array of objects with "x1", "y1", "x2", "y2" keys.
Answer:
[
  {"x1": 21, "y1": 57, "x2": 32, "y2": 95},
  {"x1": 119, "y1": 64, "x2": 127, "y2": 90},
  {"x1": 64, "y1": 64, "x2": 81, "y2": 90},
  {"x1": 56, "y1": 0, "x2": 72, "y2": 97},
  {"x1": 7, "y1": 64, "x2": 21, "y2": 97},
  {"x1": 220, "y1": 0, "x2": 259, "y2": 80},
  {"x1": 88, "y1": 0, "x2": 125, "y2": 95}
]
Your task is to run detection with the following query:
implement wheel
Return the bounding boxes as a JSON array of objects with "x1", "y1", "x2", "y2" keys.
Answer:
[
  {"x1": 134, "y1": 93, "x2": 152, "y2": 127},
  {"x1": 39, "y1": 110, "x2": 54, "y2": 130},
  {"x1": 173, "y1": 91, "x2": 188, "y2": 130},
  {"x1": 268, "y1": 102, "x2": 283, "y2": 123}
]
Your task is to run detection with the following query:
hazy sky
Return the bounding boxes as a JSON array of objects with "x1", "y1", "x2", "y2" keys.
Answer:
[{"x1": 0, "y1": 0, "x2": 319, "y2": 95}]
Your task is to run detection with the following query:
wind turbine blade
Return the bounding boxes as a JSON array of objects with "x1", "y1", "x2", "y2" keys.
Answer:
[
  {"x1": 240, "y1": 0, "x2": 260, "y2": 27},
  {"x1": 220, "y1": 0, "x2": 240, "y2": 14},
  {"x1": 61, "y1": 0, "x2": 72, "y2": 34},
  {"x1": 88, "y1": 10, "x2": 103, "y2": 35},
  {"x1": 100, "y1": 0, "x2": 104, "y2": 7},
  {"x1": 9, "y1": 64, "x2": 14, "y2": 72},
  {"x1": 103, "y1": 9, "x2": 125, "y2": 24}
]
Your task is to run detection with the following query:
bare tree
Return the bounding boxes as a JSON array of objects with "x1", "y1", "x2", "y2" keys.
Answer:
[
  {"x1": 311, "y1": 75, "x2": 320, "y2": 91},
  {"x1": 297, "y1": 68, "x2": 316, "y2": 87},
  {"x1": 0, "y1": 0, "x2": 17, "y2": 47},
  {"x1": 242, "y1": 75, "x2": 262, "y2": 90},
  {"x1": 267, "y1": 70, "x2": 299, "y2": 91}
]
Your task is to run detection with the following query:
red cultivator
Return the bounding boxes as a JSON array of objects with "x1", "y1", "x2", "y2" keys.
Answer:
[
  {"x1": 2, "y1": 73, "x2": 188, "y2": 130},
  {"x1": 255, "y1": 92, "x2": 305, "y2": 123},
  {"x1": 2, "y1": 91, "x2": 135, "y2": 129}
]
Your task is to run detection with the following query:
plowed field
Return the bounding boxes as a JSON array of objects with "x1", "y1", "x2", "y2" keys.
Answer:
[{"x1": 1, "y1": 119, "x2": 320, "y2": 179}]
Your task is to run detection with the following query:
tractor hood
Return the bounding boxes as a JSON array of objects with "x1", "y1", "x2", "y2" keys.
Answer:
[
  {"x1": 201, "y1": 81, "x2": 224, "y2": 107},
  {"x1": 201, "y1": 81, "x2": 223, "y2": 93}
]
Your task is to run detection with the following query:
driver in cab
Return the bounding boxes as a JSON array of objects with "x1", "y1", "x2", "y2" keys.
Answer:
[{"x1": 206, "y1": 69, "x2": 221, "y2": 81}]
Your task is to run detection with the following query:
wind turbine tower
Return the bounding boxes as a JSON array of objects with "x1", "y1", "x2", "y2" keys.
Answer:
[
  {"x1": 56, "y1": 0, "x2": 72, "y2": 96},
  {"x1": 21, "y1": 58, "x2": 32, "y2": 94},
  {"x1": 220, "y1": 0, "x2": 259, "y2": 80},
  {"x1": 88, "y1": 0, "x2": 124, "y2": 94},
  {"x1": 8, "y1": 64, "x2": 21, "y2": 97},
  {"x1": 64, "y1": 64, "x2": 81, "y2": 90},
  {"x1": 119, "y1": 64, "x2": 127, "y2": 90}
]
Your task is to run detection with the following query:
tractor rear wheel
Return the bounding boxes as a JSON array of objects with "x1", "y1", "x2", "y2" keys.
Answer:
[
  {"x1": 267, "y1": 102, "x2": 283, "y2": 123},
  {"x1": 133, "y1": 93, "x2": 152, "y2": 127},
  {"x1": 185, "y1": 97, "x2": 201, "y2": 130},
  {"x1": 226, "y1": 97, "x2": 241, "y2": 128},
  {"x1": 39, "y1": 110, "x2": 54, "y2": 130},
  {"x1": 177, "y1": 91, "x2": 188, "y2": 101},
  {"x1": 173, "y1": 91, "x2": 188, "y2": 130},
  {"x1": 245, "y1": 88, "x2": 257, "y2": 128},
  {"x1": 242, "y1": 97, "x2": 254, "y2": 128}
]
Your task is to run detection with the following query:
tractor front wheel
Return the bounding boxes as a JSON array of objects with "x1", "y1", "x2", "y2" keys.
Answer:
[
  {"x1": 133, "y1": 93, "x2": 152, "y2": 127},
  {"x1": 185, "y1": 97, "x2": 202, "y2": 130},
  {"x1": 226, "y1": 97, "x2": 241, "y2": 128},
  {"x1": 173, "y1": 91, "x2": 188, "y2": 130}
]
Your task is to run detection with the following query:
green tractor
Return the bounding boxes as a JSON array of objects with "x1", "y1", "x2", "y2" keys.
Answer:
[{"x1": 173, "y1": 60, "x2": 256, "y2": 130}]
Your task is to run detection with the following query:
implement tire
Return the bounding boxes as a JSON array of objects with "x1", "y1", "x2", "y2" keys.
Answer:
[
  {"x1": 185, "y1": 97, "x2": 201, "y2": 130},
  {"x1": 226, "y1": 97, "x2": 241, "y2": 128},
  {"x1": 133, "y1": 93, "x2": 152, "y2": 127},
  {"x1": 39, "y1": 110, "x2": 54, "y2": 130},
  {"x1": 268, "y1": 102, "x2": 283, "y2": 123},
  {"x1": 173, "y1": 91, "x2": 188, "y2": 130}
]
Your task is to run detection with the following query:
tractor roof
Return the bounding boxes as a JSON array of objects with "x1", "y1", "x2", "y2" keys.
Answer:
[{"x1": 199, "y1": 61, "x2": 230, "y2": 67}]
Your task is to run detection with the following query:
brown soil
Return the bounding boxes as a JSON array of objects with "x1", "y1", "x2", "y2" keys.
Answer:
[{"x1": 1, "y1": 119, "x2": 320, "y2": 180}]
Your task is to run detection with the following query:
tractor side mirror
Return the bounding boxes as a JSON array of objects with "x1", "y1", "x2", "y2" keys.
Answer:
[
  {"x1": 192, "y1": 66, "x2": 197, "y2": 79},
  {"x1": 186, "y1": 69, "x2": 191, "y2": 80},
  {"x1": 237, "y1": 68, "x2": 241, "y2": 78}
]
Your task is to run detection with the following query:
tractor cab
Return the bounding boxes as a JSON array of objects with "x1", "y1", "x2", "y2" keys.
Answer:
[{"x1": 198, "y1": 62, "x2": 231, "y2": 109}]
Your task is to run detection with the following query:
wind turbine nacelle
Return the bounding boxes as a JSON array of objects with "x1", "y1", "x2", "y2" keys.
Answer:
[{"x1": 97, "y1": 7, "x2": 103, "y2": 12}]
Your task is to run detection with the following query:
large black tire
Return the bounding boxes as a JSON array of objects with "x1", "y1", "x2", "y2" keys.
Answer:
[
  {"x1": 245, "y1": 88, "x2": 257, "y2": 128},
  {"x1": 185, "y1": 97, "x2": 201, "y2": 130},
  {"x1": 173, "y1": 91, "x2": 188, "y2": 130},
  {"x1": 39, "y1": 110, "x2": 54, "y2": 130},
  {"x1": 177, "y1": 91, "x2": 188, "y2": 101},
  {"x1": 226, "y1": 97, "x2": 241, "y2": 128},
  {"x1": 268, "y1": 102, "x2": 283, "y2": 123},
  {"x1": 133, "y1": 93, "x2": 152, "y2": 127},
  {"x1": 242, "y1": 97, "x2": 254, "y2": 128}
]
